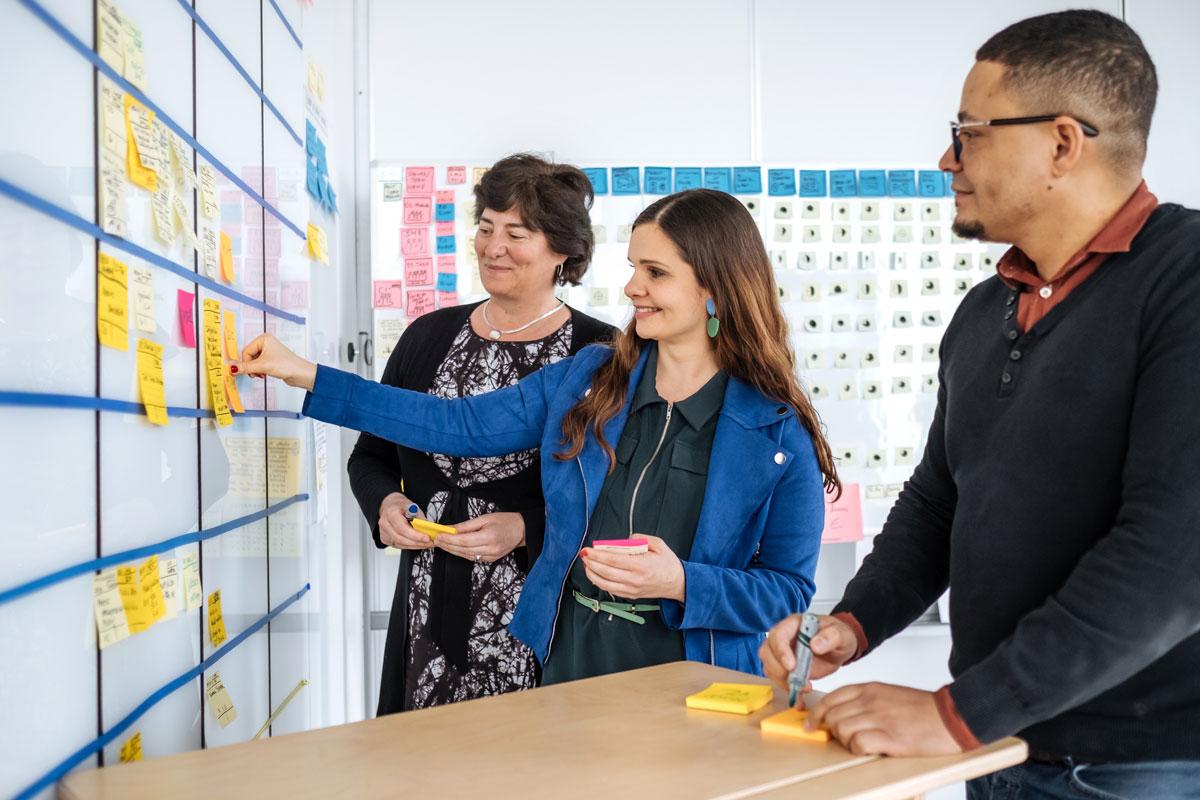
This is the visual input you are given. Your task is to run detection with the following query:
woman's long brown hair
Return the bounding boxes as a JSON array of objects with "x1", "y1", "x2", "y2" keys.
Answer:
[{"x1": 556, "y1": 189, "x2": 841, "y2": 497}]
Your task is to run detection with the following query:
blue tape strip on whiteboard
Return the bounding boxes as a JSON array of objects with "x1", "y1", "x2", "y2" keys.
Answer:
[
  {"x1": 0, "y1": 390, "x2": 304, "y2": 420},
  {"x1": 0, "y1": 494, "x2": 309, "y2": 609},
  {"x1": 267, "y1": 0, "x2": 303, "y2": 49},
  {"x1": 14, "y1": 0, "x2": 307, "y2": 240},
  {"x1": 14, "y1": 582, "x2": 311, "y2": 800},
  {"x1": 172, "y1": 0, "x2": 303, "y2": 148},
  {"x1": 0, "y1": 176, "x2": 306, "y2": 325}
]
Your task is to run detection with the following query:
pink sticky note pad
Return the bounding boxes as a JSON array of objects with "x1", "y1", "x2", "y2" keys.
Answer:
[
  {"x1": 404, "y1": 257, "x2": 434, "y2": 286},
  {"x1": 435, "y1": 221, "x2": 455, "y2": 237},
  {"x1": 435, "y1": 190, "x2": 455, "y2": 204},
  {"x1": 373, "y1": 280, "x2": 404, "y2": 309},
  {"x1": 405, "y1": 166, "x2": 435, "y2": 195},
  {"x1": 591, "y1": 537, "x2": 649, "y2": 554},
  {"x1": 446, "y1": 166, "x2": 466, "y2": 185},
  {"x1": 406, "y1": 289, "x2": 435, "y2": 318},
  {"x1": 402, "y1": 196, "x2": 432, "y2": 225},
  {"x1": 400, "y1": 227, "x2": 429, "y2": 256},
  {"x1": 437, "y1": 291, "x2": 458, "y2": 308},
  {"x1": 177, "y1": 289, "x2": 196, "y2": 348},
  {"x1": 821, "y1": 483, "x2": 863, "y2": 543}
]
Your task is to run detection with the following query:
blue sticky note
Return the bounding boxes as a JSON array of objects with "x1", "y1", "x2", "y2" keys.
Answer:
[
  {"x1": 435, "y1": 203, "x2": 454, "y2": 222},
  {"x1": 829, "y1": 170, "x2": 857, "y2": 197},
  {"x1": 918, "y1": 171, "x2": 944, "y2": 197},
  {"x1": 858, "y1": 170, "x2": 886, "y2": 197},
  {"x1": 888, "y1": 170, "x2": 917, "y2": 197},
  {"x1": 733, "y1": 167, "x2": 763, "y2": 195},
  {"x1": 305, "y1": 120, "x2": 316, "y2": 154},
  {"x1": 327, "y1": 185, "x2": 338, "y2": 214},
  {"x1": 674, "y1": 167, "x2": 702, "y2": 191},
  {"x1": 436, "y1": 272, "x2": 457, "y2": 292},
  {"x1": 703, "y1": 168, "x2": 733, "y2": 193},
  {"x1": 436, "y1": 235, "x2": 456, "y2": 254},
  {"x1": 612, "y1": 167, "x2": 641, "y2": 196},
  {"x1": 799, "y1": 170, "x2": 827, "y2": 197},
  {"x1": 944, "y1": 172, "x2": 955, "y2": 197},
  {"x1": 644, "y1": 167, "x2": 672, "y2": 195},
  {"x1": 767, "y1": 169, "x2": 796, "y2": 196},
  {"x1": 306, "y1": 161, "x2": 321, "y2": 200},
  {"x1": 582, "y1": 168, "x2": 608, "y2": 195}
]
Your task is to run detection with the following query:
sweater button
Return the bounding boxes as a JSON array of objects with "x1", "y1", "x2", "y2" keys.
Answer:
[
  {"x1": 1007, "y1": 330, "x2": 1018, "y2": 341},
  {"x1": 1001, "y1": 372, "x2": 1013, "y2": 384},
  {"x1": 1009, "y1": 349, "x2": 1022, "y2": 361},
  {"x1": 1005, "y1": 310, "x2": 1014, "y2": 320},
  {"x1": 1006, "y1": 295, "x2": 1016, "y2": 306},
  {"x1": 774, "y1": 452, "x2": 786, "y2": 465}
]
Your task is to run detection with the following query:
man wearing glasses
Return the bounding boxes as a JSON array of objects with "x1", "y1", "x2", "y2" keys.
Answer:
[{"x1": 763, "y1": 9, "x2": 1200, "y2": 798}]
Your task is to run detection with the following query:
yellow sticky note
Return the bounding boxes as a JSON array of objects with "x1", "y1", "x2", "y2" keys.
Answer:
[
  {"x1": 306, "y1": 224, "x2": 320, "y2": 260},
  {"x1": 123, "y1": 94, "x2": 158, "y2": 192},
  {"x1": 97, "y1": 253, "x2": 129, "y2": 351},
  {"x1": 685, "y1": 683, "x2": 774, "y2": 715},
  {"x1": 222, "y1": 311, "x2": 244, "y2": 413},
  {"x1": 121, "y1": 14, "x2": 147, "y2": 91},
  {"x1": 471, "y1": 166, "x2": 488, "y2": 189},
  {"x1": 158, "y1": 557, "x2": 179, "y2": 621},
  {"x1": 224, "y1": 370, "x2": 244, "y2": 414},
  {"x1": 139, "y1": 555, "x2": 166, "y2": 625},
  {"x1": 132, "y1": 267, "x2": 154, "y2": 333},
  {"x1": 201, "y1": 226, "x2": 218, "y2": 278},
  {"x1": 198, "y1": 163, "x2": 218, "y2": 220},
  {"x1": 202, "y1": 299, "x2": 233, "y2": 427},
  {"x1": 207, "y1": 589, "x2": 227, "y2": 647},
  {"x1": 116, "y1": 564, "x2": 149, "y2": 634},
  {"x1": 118, "y1": 731, "x2": 143, "y2": 763},
  {"x1": 181, "y1": 552, "x2": 202, "y2": 611},
  {"x1": 305, "y1": 224, "x2": 329, "y2": 264},
  {"x1": 204, "y1": 671, "x2": 238, "y2": 728},
  {"x1": 219, "y1": 231, "x2": 234, "y2": 283},
  {"x1": 98, "y1": 78, "x2": 127, "y2": 158},
  {"x1": 96, "y1": 0, "x2": 124, "y2": 71},
  {"x1": 136, "y1": 339, "x2": 168, "y2": 426},
  {"x1": 759, "y1": 708, "x2": 831, "y2": 742},
  {"x1": 92, "y1": 568, "x2": 131, "y2": 650}
]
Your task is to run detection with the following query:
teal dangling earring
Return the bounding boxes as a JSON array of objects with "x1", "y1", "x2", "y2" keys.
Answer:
[{"x1": 705, "y1": 298, "x2": 720, "y2": 338}]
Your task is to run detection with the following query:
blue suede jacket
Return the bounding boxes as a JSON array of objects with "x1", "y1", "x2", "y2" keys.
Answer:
[{"x1": 303, "y1": 343, "x2": 826, "y2": 674}]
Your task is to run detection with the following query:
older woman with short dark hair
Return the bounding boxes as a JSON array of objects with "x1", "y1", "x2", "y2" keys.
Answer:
[{"x1": 348, "y1": 154, "x2": 615, "y2": 713}]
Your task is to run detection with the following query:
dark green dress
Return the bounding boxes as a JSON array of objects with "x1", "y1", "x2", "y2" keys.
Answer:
[{"x1": 541, "y1": 345, "x2": 728, "y2": 684}]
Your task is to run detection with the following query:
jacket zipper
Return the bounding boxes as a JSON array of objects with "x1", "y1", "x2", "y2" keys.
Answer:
[
  {"x1": 545, "y1": 456, "x2": 592, "y2": 663},
  {"x1": 628, "y1": 403, "x2": 673, "y2": 536}
]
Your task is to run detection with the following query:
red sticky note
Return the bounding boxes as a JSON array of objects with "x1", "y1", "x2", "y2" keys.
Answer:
[
  {"x1": 435, "y1": 190, "x2": 455, "y2": 204},
  {"x1": 373, "y1": 280, "x2": 404, "y2": 309},
  {"x1": 407, "y1": 289, "x2": 435, "y2": 318},
  {"x1": 446, "y1": 166, "x2": 466, "y2": 185},
  {"x1": 821, "y1": 483, "x2": 863, "y2": 543},
  {"x1": 404, "y1": 257, "x2": 434, "y2": 286},
  {"x1": 436, "y1": 221, "x2": 455, "y2": 237},
  {"x1": 400, "y1": 227, "x2": 429, "y2": 256},
  {"x1": 177, "y1": 289, "x2": 196, "y2": 348},
  {"x1": 405, "y1": 166, "x2": 435, "y2": 195},
  {"x1": 437, "y1": 291, "x2": 458, "y2": 308},
  {"x1": 402, "y1": 196, "x2": 432, "y2": 225}
]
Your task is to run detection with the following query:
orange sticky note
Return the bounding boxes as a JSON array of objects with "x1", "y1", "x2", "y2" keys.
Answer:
[
  {"x1": 760, "y1": 708, "x2": 831, "y2": 742},
  {"x1": 219, "y1": 232, "x2": 234, "y2": 283},
  {"x1": 821, "y1": 482, "x2": 863, "y2": 543}
]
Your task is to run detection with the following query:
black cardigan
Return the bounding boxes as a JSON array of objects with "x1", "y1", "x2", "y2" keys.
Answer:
[{"x1": 347, "y1": 301, "x2": 615, "y2": 714}]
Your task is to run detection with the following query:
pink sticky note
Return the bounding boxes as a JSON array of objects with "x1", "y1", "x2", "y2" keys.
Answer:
[
  {"x1": 821, "y1": 483, "x2": 863, "y2": 543},
  {"x1": 435, "y1": 190, "x2": 455, "y2": 204},
  {"x1": 280, "y1": 280, "x2": 309, "y2": 309},
  {"x1": 436, "y1": 221, "x2": 455, "y2": 237},
  {"x1": 404, "y1": 257, "x2": 434, "y2": 286},
  {"x1": 407, "y1": 289, "x2": 435, "y2": 318},
  {"x1": 373, "y1": 280, "x2": 404, "y2": 309},
  {"x1": 437, "y1": 291, "x2": 458, "y2": 308},
  {"x1": 446, "y1": 166, "x2": 466, "y2": 185},
  {"x1": 405, "y1": 166, "x2": 435, "y2": 195},
  {"x1": 177, "y1": 289, "x2": 196, "y2": 348},
  {"x1": 400, "y1": 227, "x2": 429, "y2": 256},
  {"x1": 437, "y1": 255, "x2": 456, "y2": 272},
  {"x1": 403, "y1": 196, "x2": 432, "y2": 225}
]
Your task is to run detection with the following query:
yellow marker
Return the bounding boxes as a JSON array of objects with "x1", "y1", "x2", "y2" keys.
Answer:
[
  {"x1": 207, "y1": 589, "x2": 227, "y2": 647},
  {"x1": 411, "y1": 518, "x2": 457, "y2": 539},
  {"x1": 685, "y1": 683, "x2": 773, "y2": 715},
  {"x1": 219, "y1": 231, "x2": 234, "y2": 283},
  {"x1": 759, "y1": 707, "x2": 831, "y2": 742},
  {"x1": 136, "y1": 339, "x2": 168, "y2": 425},
  {"x1": 118, "y1": 731, "x2": 143, "y2": 763},
  {"x1": 97, "y1": 253, "x2": 129, "y2": 352}
]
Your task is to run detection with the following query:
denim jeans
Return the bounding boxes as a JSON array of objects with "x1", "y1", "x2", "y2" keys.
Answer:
[{"x1": 967, "y1": 758, "x2": 1200, "y2": 800}]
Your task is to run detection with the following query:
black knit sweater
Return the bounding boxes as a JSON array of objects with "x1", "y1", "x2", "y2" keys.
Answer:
[{"x1": 835, "y1": 204, "x2": 1200, "y2": 762}]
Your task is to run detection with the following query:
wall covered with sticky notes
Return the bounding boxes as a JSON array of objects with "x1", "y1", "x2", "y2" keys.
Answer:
[{"x1": 0, "y1": 1, "x2": 331, "y2": 797}]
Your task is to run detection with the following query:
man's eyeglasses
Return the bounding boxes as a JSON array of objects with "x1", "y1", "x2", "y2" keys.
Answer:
[{"x1": 949, "y1": 115, "x2": 1100, "y2": 162}]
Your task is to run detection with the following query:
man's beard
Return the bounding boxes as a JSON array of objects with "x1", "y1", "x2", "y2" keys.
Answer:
[{"x1": 952, "y1": 218, "x2": 988, "y2": 241}]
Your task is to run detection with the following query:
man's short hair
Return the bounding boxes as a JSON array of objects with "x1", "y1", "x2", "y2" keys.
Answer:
[{"x1": 977, "y1": 10, "x2": 1157, "y2": 172}]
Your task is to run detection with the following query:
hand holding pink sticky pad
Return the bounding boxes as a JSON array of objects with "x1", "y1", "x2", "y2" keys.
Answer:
[{"x1": 590, "y1": 537, "x2": 649, "y2": 554}]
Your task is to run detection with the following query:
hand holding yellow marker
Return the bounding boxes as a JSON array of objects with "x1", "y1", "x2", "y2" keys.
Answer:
[{"x1": 411, "y1": 518, "x2": 457, "y2": 540}]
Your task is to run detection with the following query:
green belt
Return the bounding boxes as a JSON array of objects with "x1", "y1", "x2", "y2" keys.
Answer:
[{"x1": 572, "y1": 590, "x2": 660, "y2": 625}]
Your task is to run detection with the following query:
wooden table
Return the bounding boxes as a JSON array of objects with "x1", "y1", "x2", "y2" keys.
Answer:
[{"x1": 60, "y1": 662, "x2": 1026, "y2": 799}]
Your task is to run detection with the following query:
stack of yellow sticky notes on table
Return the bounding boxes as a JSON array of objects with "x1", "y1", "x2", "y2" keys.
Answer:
[
  {"x1": 760, "y1": 707, "x2": 831, "y2": 742},
  {"x1": 685, "y1": 683, "x2": 774, "y2": 714}
]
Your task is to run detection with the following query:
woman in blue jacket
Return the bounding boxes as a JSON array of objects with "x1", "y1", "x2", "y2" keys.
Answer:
[{"x1": 235, "y1": 188, "x2": 840, "y2": 678}]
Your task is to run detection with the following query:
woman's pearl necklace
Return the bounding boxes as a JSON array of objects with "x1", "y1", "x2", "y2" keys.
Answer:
[{"x1": 482, "y1": 299, "x2": 565, "y2": 340}]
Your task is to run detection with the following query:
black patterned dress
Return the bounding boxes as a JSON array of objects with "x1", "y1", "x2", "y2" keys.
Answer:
[{"x1": 403, "y1": 319, "x2": 573, "y2": 708}]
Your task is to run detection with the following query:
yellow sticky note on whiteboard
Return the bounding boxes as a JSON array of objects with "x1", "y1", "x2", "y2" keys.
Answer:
[
  {"x1": 139, "y1": 555, "x2": 167, "y2": 625},
  {"x1": 222, "y1": 310, "x2": 244, "y2": 413},
  {"x1": 219, "y1": 231, "x2": 234, "y2": 283},
  {"x1": 97, "y1": 253, "x2": 129, "y2": 352},
  {"x1": 116, "y1": 564, "x2": 148, "y2": 634},
  {"x1": 202, "y1": 299, "x2": 233, "y2": 427},
  {"x1": 204, "y1": 671, "x2": 238, "y2": 728},
  {"x1": 92, "y1": 568, "x2": 131, "y2": 650},
  {"x1": 207, "y1": 589, "x2": 227, "y2": 647},
  {"x1": 119, "y1": 731, "x2": 143, "y2": 763},
  {"x1": 123, "y1": 94, "x2": 158, "y2": 192},
  {"x1": 136, "y1": 339, "x2": 168, "y2": 425},
  {"x1": 685, "y1": 683, "x2": 774, "y2": 714}
]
